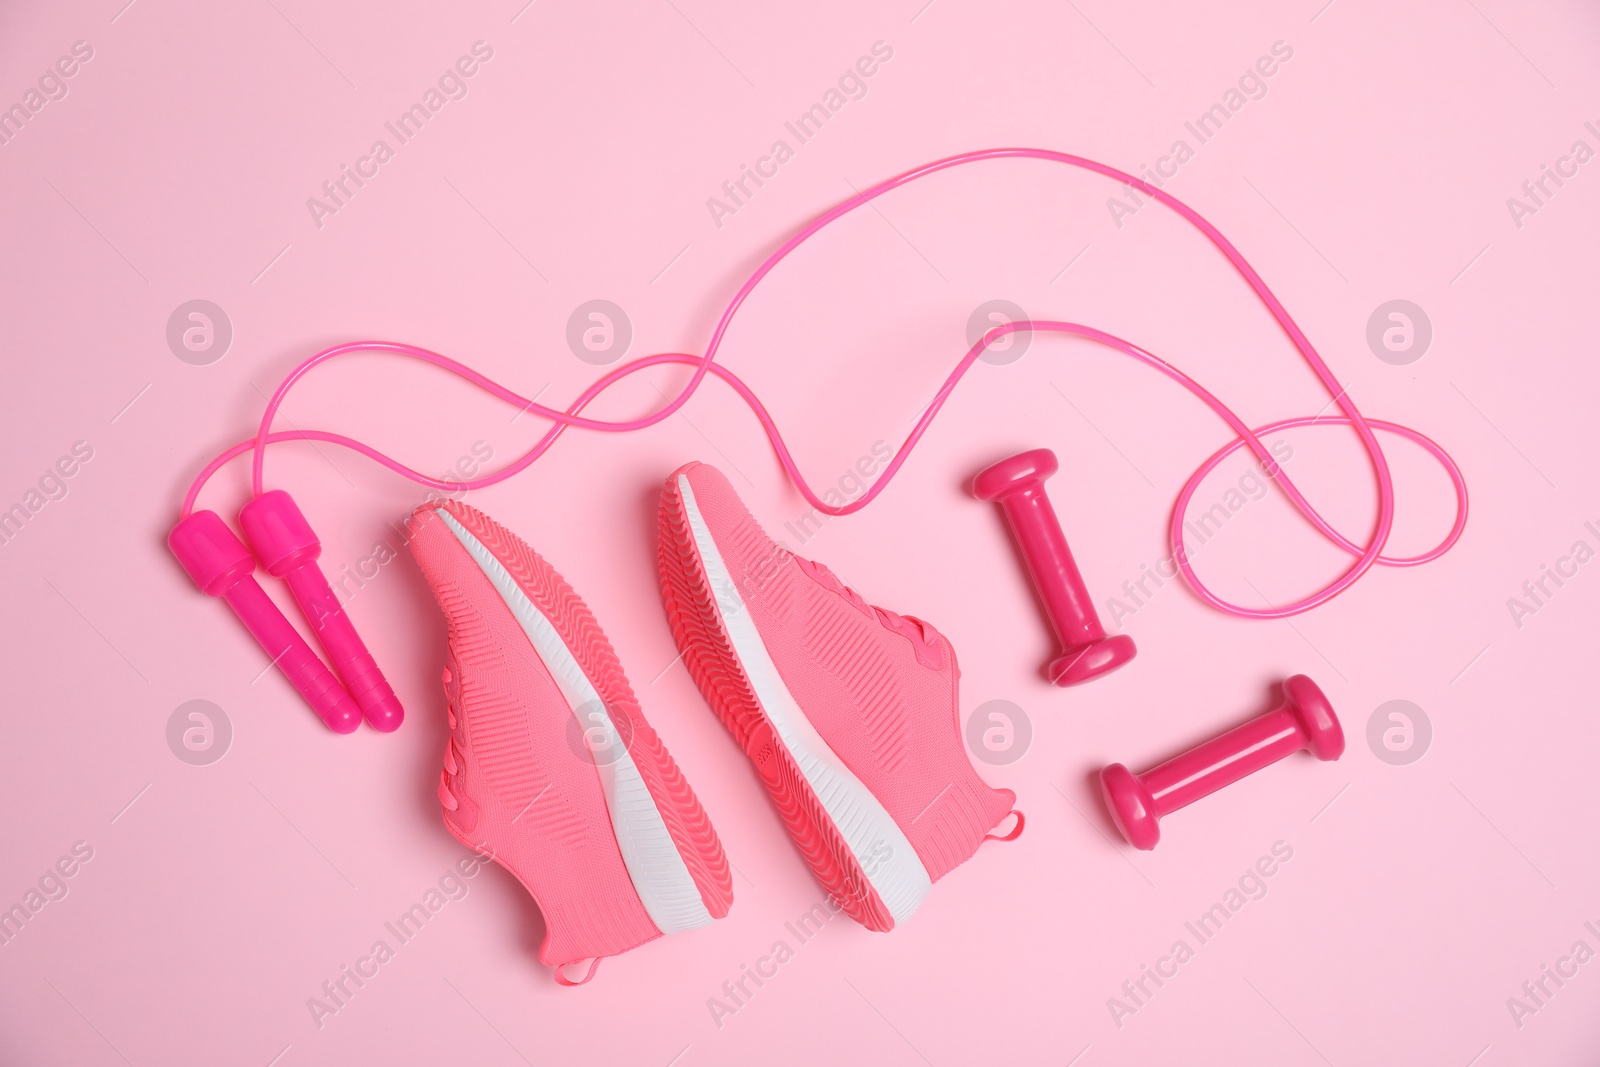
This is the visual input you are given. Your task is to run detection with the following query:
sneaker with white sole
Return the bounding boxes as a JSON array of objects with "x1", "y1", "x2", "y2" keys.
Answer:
[
  {"x1": 409, "y1": 499, "x2": 732, "y2": 984},
  {"x1": 656, "y1": 462, "x2": 1021, "y2": 932}
]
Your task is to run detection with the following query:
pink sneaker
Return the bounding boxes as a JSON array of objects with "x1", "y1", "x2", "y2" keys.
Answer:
[
  {"x1": 408, "y1": 500, "x2": 732, "y2": 984},
  {"x1": 657, "y1": 462, "x2": 1021, "y2": 932}
]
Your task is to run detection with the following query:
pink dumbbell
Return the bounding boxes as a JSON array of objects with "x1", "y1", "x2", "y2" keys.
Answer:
[
  {"x1": 972, "y1": 448, "x2": 1136, "y2": 686},
  {"x1": 1100, "y1": 675, "x2": 1343, "y2": 850}
]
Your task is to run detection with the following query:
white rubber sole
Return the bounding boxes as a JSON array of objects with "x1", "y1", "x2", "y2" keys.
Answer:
[
  {"x1": 675, "y1": 476, "x2": 932, "y2": 926},
  {"x1": 437, "y1": 509, "x2": 714, "y2": 936}
]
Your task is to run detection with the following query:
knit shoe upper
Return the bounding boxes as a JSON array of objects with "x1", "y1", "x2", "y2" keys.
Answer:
[
  {"x1": 657, "y1": 462, "x2": 1019, "y2": 932},
  {"x1": 409, "y1": 499, "x2": 732, "y2": 982}
]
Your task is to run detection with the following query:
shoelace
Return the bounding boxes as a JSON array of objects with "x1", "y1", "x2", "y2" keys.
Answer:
[
  {"x1": 794, "y1": 556, "x2": 945, "y2": 667},
  {"x1": 437, "y1": 667, "x2": 463, "y2": 812}
]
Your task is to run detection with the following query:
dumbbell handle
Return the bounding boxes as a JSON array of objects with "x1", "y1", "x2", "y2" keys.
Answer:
[
  {"x1": 1137, "y1": 704, "x2": 1311, "y2": 815},
  {"x1": 989, "y1": 473, "x2": 1103, "y2": 648}
]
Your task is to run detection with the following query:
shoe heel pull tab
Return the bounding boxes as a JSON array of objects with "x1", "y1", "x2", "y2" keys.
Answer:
[
  {"x1": 984, "y1": 809, "x2": 1025, "y2": 843},
  {"x1": 554, "y1": 958, "x2": 601, "y2": 987}
]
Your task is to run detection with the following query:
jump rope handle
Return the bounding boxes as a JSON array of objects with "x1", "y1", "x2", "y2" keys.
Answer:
[
  {"x1": 168, "y1": 510, "x2": 363, "y2": 734},
  {"x1": 238, "y1": 491, "x2": 405, "y2": 732}
]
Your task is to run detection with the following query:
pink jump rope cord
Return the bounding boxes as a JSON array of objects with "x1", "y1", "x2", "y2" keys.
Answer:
[{"x1": 181, "y1": 148, "x2": 1468, "y2": 620}]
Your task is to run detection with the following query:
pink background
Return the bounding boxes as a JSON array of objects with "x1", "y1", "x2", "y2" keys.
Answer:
[{"x1": 3, "y1": 0, "x2": 1599, "y2": 1063}]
